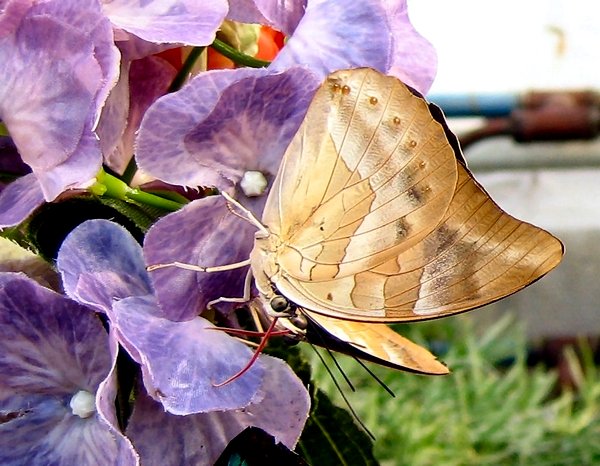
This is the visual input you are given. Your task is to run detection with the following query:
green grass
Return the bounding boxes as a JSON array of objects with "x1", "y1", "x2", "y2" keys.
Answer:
[{"x1": 304, "y1": 315, "x2": 600, "y2": 466}]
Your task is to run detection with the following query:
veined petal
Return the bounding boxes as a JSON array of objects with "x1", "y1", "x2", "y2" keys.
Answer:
[
  {"x1": 0, "y1": 0, "x2": 119, "y2": 199},
  {"x1": 57, "y1": 220, "x2": 153, "y2": 312},
  {"x1": 126, "y1": 355, "x2": 308, "y2": 465},
  {"x1": 102, "y1": 0, "x2": 228, "y2": 46},
  {"x1": 110, "y1": 295, "x2": 264, "y2": 414},
  {"x1": 136, "y1": 66, "x2": 318, "y2": 188},
  {"x1": 144, "y1": 196, "x2": 256, "y2": 320}
]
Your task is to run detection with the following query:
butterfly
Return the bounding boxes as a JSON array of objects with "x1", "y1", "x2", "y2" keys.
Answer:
[{"x1": 241, "y1": 67, "x2": 563, "y2": 376}]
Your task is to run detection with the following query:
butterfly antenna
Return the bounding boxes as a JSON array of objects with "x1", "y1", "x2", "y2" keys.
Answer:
[
  {"x1": 352, "y1": 357, "x2": 395, "y2": 398},
  {"x1": 212, "y1": 317, "x2": 280, "y2": 387},
  {"x1": 323, "y1": 345, "x2": 355, "y2": 392},
  {"x1": 308, "y1": 343, "x2": 375, "y2": 441}
]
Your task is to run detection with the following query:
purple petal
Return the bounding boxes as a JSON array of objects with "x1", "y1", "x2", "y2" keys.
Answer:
[
  {"x1": 269, "y1": 0, "x2": 436, "y2": 93},
  {"x1": 0, "y1": 174, "x2": 44, "y2": 227},
  {"x1": 0, "y1": 0, "x2": 119, "y2": 198},
  {"x1": 137, "y1": 66, "x2": 318, "y2": 188},
  {"x1": 126, "y1": 356, "x2": 308, "y2": 465},
  {"x1": 270, "y1": 0, "x2": 391, "y2": 76},
  {"x1": 137, "y1": 67, "x2": 265, "y2": 187},
  {"x1": 248, "y1": 0, "x2": 307, "y2": 35},
  {"x1": 102, "y1": 0, "x2": 228, "y2": 45},
  {"x1": 226, "y1": 0, "x2": 269, "y2": 25},
  {"x1": 110, "y1": 295, "x2": 264, "y2": 414},
  {"x1": 98, "y1": 56, "x2": 177, "y2": 174},
  {"x1": 144, "y1": 196, "x2": 255, "y2": 320},
  {"x1": 33, "y1": 130, "x2": 102, "y2": 200},
  {"x1": 0, "y1": 273, "x2": 136, "y2": 464},
  {"x1": 386, "y1": 0, "x2": 437, "y2": 94},
  {"x1": 0, "y1": 273, "x2": 110, "y2": 394},
  {"x1": 57, "y1": 219, "x2": 152, "y2": 312},
  {"x1": 0, "y1": 393, "x2": 138, "y2": 466}
]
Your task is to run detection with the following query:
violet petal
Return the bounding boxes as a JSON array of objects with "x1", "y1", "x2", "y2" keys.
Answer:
[
  {"x1": 0, "y1": 174, "x2": 44, "y2": 228},
  {"x1": 126, "y1": 355, "x2": 308, "y2": 465},
  {"x1": 102, "y1": 0, "x2": 228, "y2": 45},
  {"x1": 144, "y1": 195, "x2": 255, "y2": 321},
  {"x1": 270, "y1": 0, "x2": 391, "y2": 77},
  {"x1": 0, "y1": 0, "x2": 119, "y2": 198},
  {"x1": 57, "y1": 219, "x2": 153, "y2": 312},
  {"x1": 136, "y1": 67, "x2": 265, "y2": 188},
  {"x1": 110, "y1": 295, "x2": 264, "y2": 414},
  {"x1": 0, "y1": 273, "x2": 136, "y2": 465}
]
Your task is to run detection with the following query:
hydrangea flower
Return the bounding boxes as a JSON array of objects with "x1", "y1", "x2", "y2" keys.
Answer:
[
  {"x1": 56, "y1": 219, "x2": 309, "y2": 462},
  {"x1": 0, "y1": 272, "x2": 138, "y2": 465},
  {"x1": 0, "y1": 0, "x2": 228, "y2": 226}
]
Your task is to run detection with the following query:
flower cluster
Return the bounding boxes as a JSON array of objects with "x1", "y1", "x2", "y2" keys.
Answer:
[{"x1": 0, "y1": 0, "x2": 436, "y2": 463}]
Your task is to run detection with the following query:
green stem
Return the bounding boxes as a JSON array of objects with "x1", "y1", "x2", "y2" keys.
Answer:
[
  {"x1": 211, "y1": 38, "x2": 270, "y2": 68},
  {"x1": 93, "y1": 169, "x2": 184, "y2": 212},
  {"x1": 168, "y1": 46, "x2": 205, "y2": 93},
  {"x1": 0, "y1": 122, "x2": 8, "y2": 137}
]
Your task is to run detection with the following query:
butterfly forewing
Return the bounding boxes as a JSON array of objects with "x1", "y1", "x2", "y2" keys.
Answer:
[
  {"x1": 253, "y1": 68, "x2": 563, "y2": 324},
  {"x1": 262, "y1": 68, "x2": 459, "y2": 283}
]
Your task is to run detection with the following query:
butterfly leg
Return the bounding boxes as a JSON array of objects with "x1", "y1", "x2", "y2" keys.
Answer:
[
  {"x1": 206, "y1": 268, "x2": 253, "y2": 310},
  {"x1": 147, "y1": 258, "x2": 251, "y2": 272},
  {"x1": 220, "y1": 191, "x2": 269, "y2": 236}
]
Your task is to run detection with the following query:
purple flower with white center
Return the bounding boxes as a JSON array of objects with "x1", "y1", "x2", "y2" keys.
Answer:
[
  {"x1": 0, "y1": 0, "x2": 228, "y2": 227},
  {"x1": 56, "y1": 219, "x2": 309, "y2": 458},
  {"x1": 0, "y1": 272, "x2": 138, "y2": 465}
]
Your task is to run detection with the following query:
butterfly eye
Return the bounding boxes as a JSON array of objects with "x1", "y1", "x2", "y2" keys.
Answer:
[
  {"x1": 270, "y1": 295, "x2": 291, "y2": 314},
  {"x1": 289, "y1": 313, "x2": 308, "y2": 331}
]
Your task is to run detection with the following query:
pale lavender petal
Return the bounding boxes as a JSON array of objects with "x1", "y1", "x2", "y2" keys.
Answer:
[
  {"x1": 0, "y1": 0, "x2": 119, "y2": 198},
  {"x1": 97, "y1": 60, "x2": 131, "y2": 172},
  {"x1": 0, "y1": 393, "x2": 137, "y2": 466},
  {"x1": 250, "y1": 0, "x2": 307, "y2": 35},
  {"x1": 102, "y1": 0, "x2": 228, "y2": 45},
  {"x1": 136, "y1": 66, "x2": 318, "y2": 188},
  {"x1": 33, "y1": 130, "x2": 102, "y2": 200},
  {"x1": 136, "y1": 67, "x2": 265, "y2": 188},
  {"x1": 115, "y1": 32, "x2": 178, "y2": 61},
  {"x1": 110, "y1": 295, "x2": 264, "y2": 414},
  {"x1": 385, "y1": 0, "x2": 437, "y2": 94},
  {"x1": 98, "y1": 57, "x2": 177, "y2": 173},
  {"x1": 0, "y1": 273, "x2": 110, "y2": 393},
  {"x1": 57, "y1": 220, "x2": 152, "y2": 312},
  {"x1": 226, "y1": 0, "x2": 268, "y2": 25},
  {"x1": 0, "y1": 174, "x2": 44, "y2": 227},
  {"x1": 126, "y1": 356, "x2": 308, "y2": 465},
  {"x1": 0, "y1": 273, "x2": 135, "y2": 464},
  {"x1": 145, "y1": 196, "x2": 255, "y2": 320},
  {"x1": 270, "y1": 0, "x2": 391, "y2": 77}
]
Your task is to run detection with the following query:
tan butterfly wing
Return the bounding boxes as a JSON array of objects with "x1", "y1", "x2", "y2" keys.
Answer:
[
  {"x1": 303, "y1": 310, "x2": 448, "y2": 374},
  {"x1": 262, "y1": 68, "x2": 459, "y2": 282},
  {"x1": 251, "y1": 67, "x2": 563, "y2": 324}
]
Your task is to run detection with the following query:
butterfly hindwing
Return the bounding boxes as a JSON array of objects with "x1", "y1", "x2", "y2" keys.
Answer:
[
  {"x1": 303, "y1": 310, "x2": 448, "y2": 374},
  {"x1": 274, "y1": 162, "x2": 563, "y2": 321}
]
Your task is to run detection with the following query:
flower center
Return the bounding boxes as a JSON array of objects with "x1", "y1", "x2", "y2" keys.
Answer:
[
  {"x1": 240, "y1": 170, "x2": 268, "y2": 197},
  {"x1": 69, "y1": 390, "x2": 96, "y2": 419}
]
